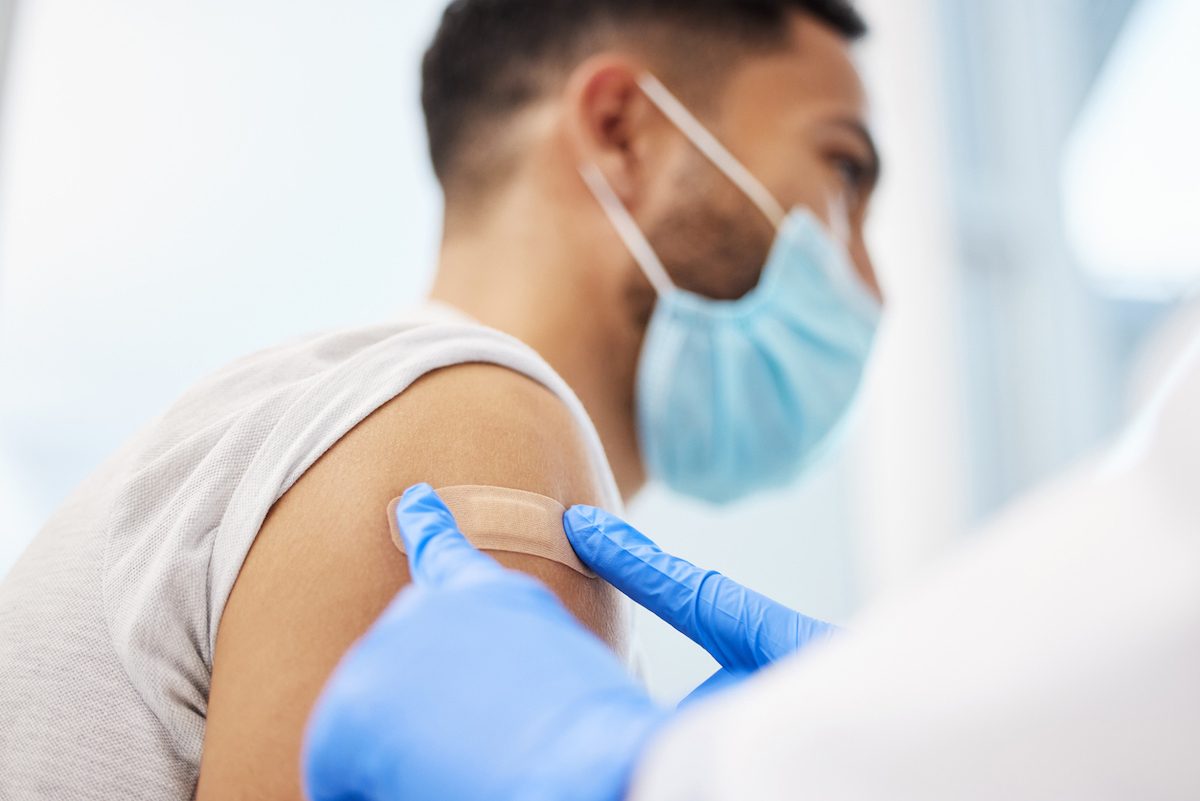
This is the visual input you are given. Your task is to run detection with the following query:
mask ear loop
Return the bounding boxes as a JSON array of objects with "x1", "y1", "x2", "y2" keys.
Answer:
[
  {"x1": 826, "y1": 192, "x2": 853, "y2": 248},
  {"x1": 637, "y1": 73, "x2": 787, "y2": 230},
  {"x1": 578, "y1": 162, "x2": 677, "y2": 298}
]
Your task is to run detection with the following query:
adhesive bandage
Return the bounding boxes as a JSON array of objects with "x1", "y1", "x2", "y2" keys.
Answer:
[{"x1": 387, "y1": 485, "x2": 597, "y2": 578}]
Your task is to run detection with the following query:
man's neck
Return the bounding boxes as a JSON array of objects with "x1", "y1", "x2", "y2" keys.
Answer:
[{"x1": 429, "y1": 190, "x2": 649, "y2": 502}]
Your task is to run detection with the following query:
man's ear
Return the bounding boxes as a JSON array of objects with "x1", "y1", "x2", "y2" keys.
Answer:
[{"x1": 561, "y1": 56, "x2": 668, "y2": 211}]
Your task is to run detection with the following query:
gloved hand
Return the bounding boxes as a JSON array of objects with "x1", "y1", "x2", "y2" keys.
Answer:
[
  {"x1": 564, "y1": 505, "x2": 841, "y2": 705},
  {"x1": 303, "y1": 484, "x2": 671, "y2": 801}
]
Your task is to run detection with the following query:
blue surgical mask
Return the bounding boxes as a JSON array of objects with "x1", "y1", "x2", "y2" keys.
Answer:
[{"x1": 579, "y1": 74, "x2": 882, "y2": 504}]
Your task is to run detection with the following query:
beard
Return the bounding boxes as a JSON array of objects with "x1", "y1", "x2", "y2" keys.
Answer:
[{"x1": 644, "y1": 151, "x2": 776, "y2": 301}]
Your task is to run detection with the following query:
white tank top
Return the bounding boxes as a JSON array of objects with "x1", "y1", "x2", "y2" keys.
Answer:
[{"x1": 0, "y1": 303, "x2": 621, "y2": 799}]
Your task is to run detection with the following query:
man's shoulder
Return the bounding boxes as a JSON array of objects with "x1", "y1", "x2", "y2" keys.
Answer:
[{"x1": 301, "y1": 362, "x2": 603, "y2": 513}]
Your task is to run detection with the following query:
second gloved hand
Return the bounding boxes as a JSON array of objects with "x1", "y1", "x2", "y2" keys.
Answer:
[{"x1": 564, "y1": 506, "x2": 841, "y2": 704}]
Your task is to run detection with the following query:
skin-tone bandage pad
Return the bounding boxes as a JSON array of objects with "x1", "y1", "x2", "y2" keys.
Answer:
[{"x1": 387, "y1": 486, "x2": 597, "y2": 579}]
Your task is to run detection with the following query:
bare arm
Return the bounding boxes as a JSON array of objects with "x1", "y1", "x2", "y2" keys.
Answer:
[{"x1": 195, "y1": 364, "x2": 627, "y2": 800}]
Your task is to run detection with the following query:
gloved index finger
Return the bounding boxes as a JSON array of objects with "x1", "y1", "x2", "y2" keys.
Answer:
[
  {"x1": 397, "y1": 484, "x2": 502, "y2": 587},
  {"x1": 565, "y1": 505, "x2": 838, "y2": 672}
]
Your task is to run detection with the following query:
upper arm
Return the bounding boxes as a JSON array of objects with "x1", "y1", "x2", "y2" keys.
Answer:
[{"x1": 195, "y1": 364, "x2": 626, "y2": 800}]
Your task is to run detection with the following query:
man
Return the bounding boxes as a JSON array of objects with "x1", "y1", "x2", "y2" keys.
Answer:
[{"x1": 0, "y1": 1, "x2": 881, "y2": 799}]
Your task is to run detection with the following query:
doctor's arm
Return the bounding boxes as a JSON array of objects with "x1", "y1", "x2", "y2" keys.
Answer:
[{"x1": 194, "y1": 364, "x2": 626, "y2": 801}]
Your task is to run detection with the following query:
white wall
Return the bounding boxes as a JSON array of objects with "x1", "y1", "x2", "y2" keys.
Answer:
[
  {"x1": 1062, "y1": 0, "x2": 1200, "y2": 297},
  {"x1": 0, "y1": 0, "x2": 448, "y2": 574},
  {"x1": 850, "y1": 0, "x2": 967, "y2": 598}
]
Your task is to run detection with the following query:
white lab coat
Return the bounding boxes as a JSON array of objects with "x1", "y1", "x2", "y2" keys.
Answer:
[{"x1": 631, "y1": 301, "x2": 1200, "y2": 800}]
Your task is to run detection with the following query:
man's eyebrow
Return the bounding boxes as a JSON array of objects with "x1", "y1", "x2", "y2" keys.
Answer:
[{"x1": 834, "y1": 118, "x2": 883, "y2": 186}]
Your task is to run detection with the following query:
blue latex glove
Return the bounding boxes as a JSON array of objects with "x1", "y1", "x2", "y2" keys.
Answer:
[
  {"x1": 564, "y1": 505, "x2": 842, "y2": 705},
  {"x1": 303, "y1": 484, "x2": 671, "y2": 801}
]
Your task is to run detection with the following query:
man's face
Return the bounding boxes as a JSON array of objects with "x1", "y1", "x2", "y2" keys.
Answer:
[{"x1": 641, "y1": 14, "x2": 881, "y2": 302}]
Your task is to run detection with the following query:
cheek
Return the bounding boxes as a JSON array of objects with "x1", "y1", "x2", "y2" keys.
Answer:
[
  {"x1": 647, "y1": 192, "x2": 773, "y2": 301},
  {"x1": 641, "y1": 152, "x2": 776, "y2": 301},
  {"x1": 772, "y1": 153, "x2": 843, "y2": 220},
  {"x1": 638, "y1": 140, "x2": 710, "y2": 220}
]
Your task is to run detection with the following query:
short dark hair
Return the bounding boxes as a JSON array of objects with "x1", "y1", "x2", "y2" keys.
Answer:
[{"x1": 422, "y1": 0, "x2": 866, "y2": 198}]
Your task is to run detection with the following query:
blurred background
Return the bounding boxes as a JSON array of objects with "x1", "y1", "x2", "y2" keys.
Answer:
[{"x1": 0, "y1": 0, "x2": 1196, "y2": 702}]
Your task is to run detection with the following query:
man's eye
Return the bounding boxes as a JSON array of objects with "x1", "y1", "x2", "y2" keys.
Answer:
[{"x1": 834, "y1": 157, "x2": 865, "y2": 189}]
